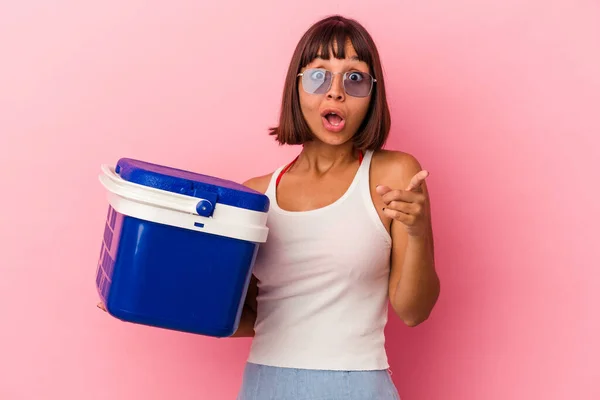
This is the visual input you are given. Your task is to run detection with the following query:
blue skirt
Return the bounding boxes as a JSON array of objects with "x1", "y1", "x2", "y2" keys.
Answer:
[{"x1": 237, "y1": 362, "x2": 401, "y2": 400}]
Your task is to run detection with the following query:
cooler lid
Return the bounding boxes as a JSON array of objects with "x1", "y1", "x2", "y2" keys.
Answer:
[{"x1": 115, "y1": 158, "x2": 269, "y2": 213}]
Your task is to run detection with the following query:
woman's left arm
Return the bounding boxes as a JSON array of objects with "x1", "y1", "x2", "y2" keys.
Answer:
[{"x1": 376, "y1": 153, "x2": 440, "y2": 327}]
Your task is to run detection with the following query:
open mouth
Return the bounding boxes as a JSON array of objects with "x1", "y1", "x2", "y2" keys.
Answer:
[
  {"x1": 321, "y1": 109, "x2": 346, "y2": 132},
  {"x1": 325, "y1": 112, "x2": 343, "y2": 126}
]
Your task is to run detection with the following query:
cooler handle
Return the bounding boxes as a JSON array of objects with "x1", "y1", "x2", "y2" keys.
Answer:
[{"x1": 99, "y1": 164, "x2": 214, "y2": 217}]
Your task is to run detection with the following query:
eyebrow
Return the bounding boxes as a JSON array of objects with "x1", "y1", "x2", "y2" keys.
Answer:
[{"x1": 316, "y1": 54, "x2": 360, "y2": 61}]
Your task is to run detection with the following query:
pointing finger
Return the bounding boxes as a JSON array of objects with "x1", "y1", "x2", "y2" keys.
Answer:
[{"x1": 406, "y1": 170, "x2": 429, "y2": 192}]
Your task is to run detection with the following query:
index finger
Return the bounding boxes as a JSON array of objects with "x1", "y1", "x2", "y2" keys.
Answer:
[{"x1": 406, "y1": 170, "x2": 429, "y2": 192}]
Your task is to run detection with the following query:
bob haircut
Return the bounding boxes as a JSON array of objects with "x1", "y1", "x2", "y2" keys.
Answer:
[{"x1": 269, "y1": 15, "x2": 391, "y2": 151}]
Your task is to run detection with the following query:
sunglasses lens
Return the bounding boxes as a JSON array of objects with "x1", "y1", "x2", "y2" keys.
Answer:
[
  {"x1": 302, "y1": 69, "x2": 331, "y2": 94},
  {"x1": 344, "y1": 71, "x2": 373, "y2": 97},
  {"x1": 301, "y1": 69, "x2": 374, "y2": 97}
]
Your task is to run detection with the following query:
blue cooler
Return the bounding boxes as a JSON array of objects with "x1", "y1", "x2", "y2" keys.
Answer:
[{"x1": 96, "y1": 158, "x2": 269, "y2": 337}]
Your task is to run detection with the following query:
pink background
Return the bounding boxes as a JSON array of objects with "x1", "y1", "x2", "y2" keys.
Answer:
[{"x1": 1, "y1": 1, "x2": 598, "y2": 399}]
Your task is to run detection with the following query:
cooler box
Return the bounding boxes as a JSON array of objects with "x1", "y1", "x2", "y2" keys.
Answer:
[{"x1": 95, "y1": 158, "x2": 269, "y2": 337}]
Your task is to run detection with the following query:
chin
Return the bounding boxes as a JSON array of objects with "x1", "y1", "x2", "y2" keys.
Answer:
[{"x1": 312, "y1": 130, "x2": 354, "y2": 147}]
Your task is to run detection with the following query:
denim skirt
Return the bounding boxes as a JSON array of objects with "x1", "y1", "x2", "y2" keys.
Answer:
[{"x1": 237, "y1": 362, "x2": 401, "y2": 400}]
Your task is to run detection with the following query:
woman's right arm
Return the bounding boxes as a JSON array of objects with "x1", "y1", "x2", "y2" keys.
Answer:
[
  {"x1": 230, "y1": 274, "x2": 259, "y2": 337},
  {"x1": 229, "y1": 174, "x2": 272, "y2": 337}
]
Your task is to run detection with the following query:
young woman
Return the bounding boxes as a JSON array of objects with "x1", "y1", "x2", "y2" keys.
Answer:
[{"x1": 234, "y1": 15, "x2": 440, "y2": 400}]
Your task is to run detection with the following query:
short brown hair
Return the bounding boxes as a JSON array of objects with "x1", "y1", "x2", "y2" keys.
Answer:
[{"x1": 269, "y1": 15, "x2": 391, "y2": 151}]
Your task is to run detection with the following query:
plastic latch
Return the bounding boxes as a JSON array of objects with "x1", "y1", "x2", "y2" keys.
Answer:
[{"x1": 193, "y1": 189, "x2": 218, "y2": 217}]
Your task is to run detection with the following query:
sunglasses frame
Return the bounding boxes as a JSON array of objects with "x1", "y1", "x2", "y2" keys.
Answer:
[{"x1": 297, "y1": 68, "x2": 377, "y2": 98}]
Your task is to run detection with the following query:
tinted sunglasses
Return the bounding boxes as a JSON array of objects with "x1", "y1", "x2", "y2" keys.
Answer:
[{"x1": 297, "y1": 68, "x2": 376, "y2": 98}]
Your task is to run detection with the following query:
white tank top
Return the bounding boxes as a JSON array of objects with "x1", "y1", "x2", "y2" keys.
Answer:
[{"x1": 247, "y1": 150, "x2": 393, "y2": 371}]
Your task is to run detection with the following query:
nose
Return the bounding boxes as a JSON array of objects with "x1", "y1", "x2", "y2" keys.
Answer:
[{"x1": 326, "y1": 73, "x2": 345, "y2": 101}]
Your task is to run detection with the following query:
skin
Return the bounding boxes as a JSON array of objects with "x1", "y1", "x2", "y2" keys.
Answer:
[{"x1": 231, "y1": 40, "x2": 440, "y2": 337}]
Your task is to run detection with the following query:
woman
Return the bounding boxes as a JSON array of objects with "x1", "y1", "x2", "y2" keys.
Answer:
[{"x1": 234, "y1": 15, "x2": 440, "y2": 400}]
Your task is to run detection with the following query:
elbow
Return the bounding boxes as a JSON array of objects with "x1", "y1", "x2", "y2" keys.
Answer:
[
  {"x1": 394, "y1": 296, "x2": 439, "y2": 328},
  {"x1": 393, "y1": 279, "x2": 440, "y2": 328},
  {"x1": 401, "y1": 314, "x2": 429, "y2": 328},
  {"x1": 392, "y1": 306, "x2": 430, "y2": 327},
  {"x1": 403, "y1": 319, "x2": 420, "y2": 328}
]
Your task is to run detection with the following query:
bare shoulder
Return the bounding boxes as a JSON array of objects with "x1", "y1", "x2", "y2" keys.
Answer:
[
  {"x1": 242, "y1": 173, "x2": 273, "y2": 194},
  {"x1": 371, "y1": 149, "x2": 424, "y2": 189}
]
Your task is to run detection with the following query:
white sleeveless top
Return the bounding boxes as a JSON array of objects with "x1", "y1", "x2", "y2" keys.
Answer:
[{"x1": 247, "y1": 150, "x2": 393, "y2": 371}]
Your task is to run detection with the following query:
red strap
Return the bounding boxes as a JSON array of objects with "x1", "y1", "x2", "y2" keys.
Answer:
[
  {"x1": 275, "y1": 155, "x2": 299, "y2": 189},
  {"x1": 276, "y1": 150, "x2": 364, "y2": 188}
]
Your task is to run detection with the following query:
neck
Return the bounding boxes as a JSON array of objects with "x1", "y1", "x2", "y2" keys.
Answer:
[{"x1": 296, "y1": 141, "x2": 360, "y2": 173}]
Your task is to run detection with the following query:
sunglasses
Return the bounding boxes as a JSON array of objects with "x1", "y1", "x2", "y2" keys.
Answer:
[{"x1": 297, "y1": 68, "x2": 376, "y2": 98}]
